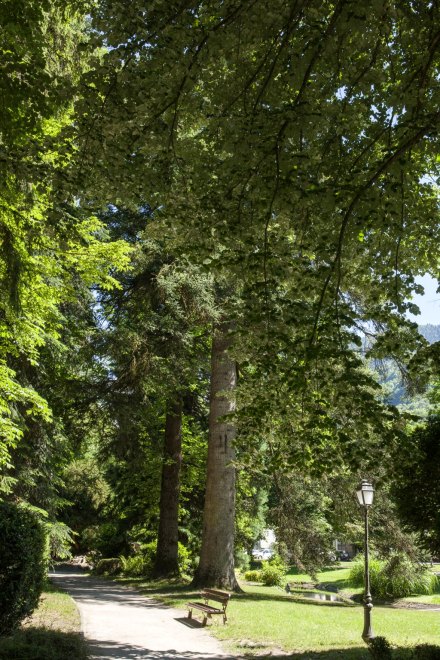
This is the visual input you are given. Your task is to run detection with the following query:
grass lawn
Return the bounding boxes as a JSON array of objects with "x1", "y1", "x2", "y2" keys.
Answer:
[
  {"x1": 0, "y1": 580, "x2": 87, "y2": 660},
  {"x1": 122, "y1": 563, "x2": 440, "y2": 658},
  {"x1": 219, "y1": 584, "x2": 439, "y2": 656}
]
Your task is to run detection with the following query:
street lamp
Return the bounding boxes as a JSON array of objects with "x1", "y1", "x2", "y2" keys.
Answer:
[{"x1": 356, "y1": 479, "x2": 375, "y2": 642}]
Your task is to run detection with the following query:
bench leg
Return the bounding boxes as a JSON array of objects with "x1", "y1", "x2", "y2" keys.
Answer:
[
  {"x1": 202, "y1": 615, "x2": 208, "y2": 626},
  {"x1": 188, "y1": 609, "x2": 192, "y2": 620}
]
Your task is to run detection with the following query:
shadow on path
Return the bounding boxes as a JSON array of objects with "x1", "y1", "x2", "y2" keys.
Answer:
[
  {"x1": 73, "y1": 639, "x2": 373, "y2": 660},
  {"x1": 51, "y1": 568, "x2": 168, "y2": 610},
  {"x1": 83, "y1": 640, "x2": 374, "y2": 660},
  {"x1": 174, "y1": 618, "x2": 205, "y2": 629},
  {"x1": 84, "y1": 639, "x2": 235, "y2": 659}
]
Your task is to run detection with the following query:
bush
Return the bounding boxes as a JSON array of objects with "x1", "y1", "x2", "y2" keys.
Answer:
[
  {"x1": 368, "y1": 636, "x2": 392, "y2": 660},
  {"x1": 120, "y1": 555, "x2": 148, "y2": 577},
  {"x1": 119, "y1": 540, "x2": 192, "y2": 578},
  {"x1": 382, "y1": 554, "x2": 438, "y2": 598},
  {"x1": 141, "y1": 540, "x2": 192, "y2": 574},
  {"x1": 0, "y1": 628, "x2": 88, "y2": 659},
  {"x1": 349, "y1": 556, "x2": 386, "y2": 594},
  {"x1": 412, "y1": 645, "x2": 440, "y2": 660},
  {"x1": 268, "y1": 553, "x2": 288, "y2": 572},
  {"x1": 261, "y1": 562, "x2": 285, "y2": 586},
  {"x1": 349, "y1": 553, "x2": 438, "y2": 600},
  {"x1": 0, "y1": 501, "x2": 48, "y2": 636},
  {"x1": 81, "y1": 522, "x2": 126, "y2": 558},
  {"x1": 244, "y1": 569, "x2": 263, "y2": 582},
  {"x1": 93, "y1": 558, "x2": 122, "y2": 576}
]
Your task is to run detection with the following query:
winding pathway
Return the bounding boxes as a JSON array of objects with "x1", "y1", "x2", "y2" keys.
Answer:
[{"x1": 50, "y1": 566, "x2": 232, "y2": 660}]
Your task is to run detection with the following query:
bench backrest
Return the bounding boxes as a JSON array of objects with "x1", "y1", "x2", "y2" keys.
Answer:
[{"x1": 201, "y1": 589, "x2": 231, "y2": 606}]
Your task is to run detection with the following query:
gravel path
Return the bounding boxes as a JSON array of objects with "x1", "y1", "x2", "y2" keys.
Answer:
[{"x1": 50, "y1": 567, "x2": 232, "y2": 660}]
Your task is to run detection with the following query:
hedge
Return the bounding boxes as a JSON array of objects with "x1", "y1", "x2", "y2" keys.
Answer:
[{"x1": 0, "y1": 501, "x2": 48, "y2": 635}]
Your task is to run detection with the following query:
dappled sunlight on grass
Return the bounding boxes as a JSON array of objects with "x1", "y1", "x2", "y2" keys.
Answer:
[
  {"x1": 0, "y1": 581, "x2": 86, "y2": 659},
  {"x1": 215, "y1": 587, "x2": 440, "y2": 655},
  {"x1": 286, "y1": 562, "x2": 355, "y2": 584}
]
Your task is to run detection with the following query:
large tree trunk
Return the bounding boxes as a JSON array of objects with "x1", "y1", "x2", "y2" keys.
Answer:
[
  {"x1": 154, "y1": 398, "x2": 183, "y2": 577},
  {"x1": 193, "y1": 324, "x2": 240, "y2": 590}
]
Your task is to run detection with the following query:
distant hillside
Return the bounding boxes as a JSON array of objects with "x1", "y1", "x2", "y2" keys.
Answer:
[
  {"x1": 418, "y1": 324, "x2": 440, "y2": 344},
  {"x1": 373, "y1": 324, "x2": 440, "y2": 414}
]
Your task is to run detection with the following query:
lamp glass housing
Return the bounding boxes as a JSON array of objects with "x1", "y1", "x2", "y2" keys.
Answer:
[{"x1": 356, "y1": 480, "x2": 374, "y2": 507}]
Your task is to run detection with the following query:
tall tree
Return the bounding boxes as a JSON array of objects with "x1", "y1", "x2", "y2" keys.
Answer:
[
  {"x1": 0, "y1": 1, "x2": 130, "y2": 479},
  {"x1": 194, "y1": 323, "x2": 239, "y2": 589},
  {"x1": 77, "y1": 0, "x2": 440, "y2": 586},
  {"x1": 97, "y1": 207, "x2": 218, "y2": 574},
  {"x1": 155, "y1": 398, "x2": 183, "y2": 576}
]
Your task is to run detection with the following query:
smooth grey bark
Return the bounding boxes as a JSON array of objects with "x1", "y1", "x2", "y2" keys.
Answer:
[
  {"x1": 154, "y1": 398, "x2": 183, "y2": 577},
  {"x1": 193, "y1": 324, "x2": 240, "y2": 590}
]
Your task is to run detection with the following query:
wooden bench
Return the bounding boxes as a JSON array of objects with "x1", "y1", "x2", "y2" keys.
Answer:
[{"x1": 187, "y1": 588, "x2": 231, "y2": 626}]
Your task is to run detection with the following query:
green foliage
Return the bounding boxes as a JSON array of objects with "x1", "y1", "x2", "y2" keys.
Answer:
[
  {"x1": 3, "y1": 0, "x2": 440, "y2": 605},
  {"x1": 119, "y1": 554, "x2": 148, "y2": 577},
  {"x1": 234, "y1": 547, "x2": 250, "y2": 572},
  {"x1": 244, "y1": 569, "x2": 263, "y2": 582},
  {"x1": 93, "y1": 558, "x2": 121, "y2": 576},
  {"x1": 0, "y1": 501, "x2": 48, "y2": 635},
  {"x1": 368, "y1": 636, "x2": 393, "y2": 660},
  {"x1": 349, "y1": 553, "x2": 438, "y2": 600},
  {"x1": 46, "y1": 521, "x2": 74, "y2": 560},
  {"x1": 141, "y1": 540, "x2": 191, "y2": 575},
  {"x1": 412, "y1": 645, "x2": 440, "y2": 660},
  {"x1": 119, "y1": 541, "x2": 192, "y2": 578},
  {"x1": 260, "y1": 559, "x2": 286, "y2": 587},
  {"x1": 0, "y1": 628, "x2": 87, "y2": 660},
  {"x1": 392, "y1": 416, "x2": 440, "y2": 556},
  {"x1": 235, "y1": 473, "x2": 268, "y2": 560},
  {"x1": 0, "y1": 1, "x2": 131, "y2": 473},
  {"x1": 269, "y1": 553, "x2": 288, "y2": 570},
  {"x1": 82, "y1": 521, "x2": 127, "y2": 559},
  {"x1": 175, "y1": 542, "x2": 192, "y2": 575},
  {"x1": 268, "y1": 473, "x2": 334, "y2": 577},
  {"x1": 350, "y1": 556, "x2": 390, "y2": 600},
  {"x1": 59, "y1": 458, "x2": 111, "y2": 554}
]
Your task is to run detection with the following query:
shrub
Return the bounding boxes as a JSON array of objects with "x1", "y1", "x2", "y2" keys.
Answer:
[
  {"x1": 120, "y1": 555, "x2": 148, "y2": 577},
  {"x1": 0, "y1": 501, "x2": 48, "y2": 636},
  {"x1": 93, "y1": 558, "x2": 122, "y2": 576},
  {"x1": 268, "y1": 553, "x2": 288, "y2": 573},
  {"x1": 140, "y1": 540, "x2": 192, "y2": 575},
  {"x1": 244, "y1": 569, "x2": 263, "y2": 582},
  {"x1": 82, "y1": 522, "x2": 126, "y2": 558},
  {"x1": 261, "y1": 562, "x2": 285, "y2": 586},
  {"x1": 349, "y1": 556, "x2": 386, "y2": 595},
  {"x1": 0, "y1": 628, "x2": 88, "y2": 659},
  {"x1": 368, "y1": 636, "x2": 392, "y2": 660},
  {"x1": 381, "y1": 553, "x2": 438, "y2": 598},
  {"x1": 350, "y1": 553, "x2": 438, "y2": 599},
  {"x1": 176, "y1": 542, "x2": 192, "y2": 574},
  {"x1": 412, "y1": 645, "x2": 440, "y2": 660},
  {"x1": 119, "y1": 540, "x2": 192, "y2": 577}
]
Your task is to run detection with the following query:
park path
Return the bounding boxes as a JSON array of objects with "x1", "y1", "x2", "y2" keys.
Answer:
[{"x1": 50, "y1": 566, "x2": 232, "y2": 660}]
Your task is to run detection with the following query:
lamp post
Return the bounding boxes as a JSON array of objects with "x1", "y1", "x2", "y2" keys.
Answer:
[{"x1": 356, "y1": 479, "x2": 375, "y2": 642}]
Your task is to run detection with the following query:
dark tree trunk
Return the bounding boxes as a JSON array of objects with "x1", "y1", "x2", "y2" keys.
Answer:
[
  {"x1": 192, "y1": 324, "x2": 240, "y2": 591},
  {"x1": 154, "y1": 398, "x2": 183, "y2": 577}
]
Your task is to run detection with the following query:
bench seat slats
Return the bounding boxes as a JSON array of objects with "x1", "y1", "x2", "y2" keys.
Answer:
[
  {"x1": 187, "y1": 601, "x2": 222, "y2": 614},
  {"x1": 186, "y1": 589, "x2": 231, "y2": 626}
]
